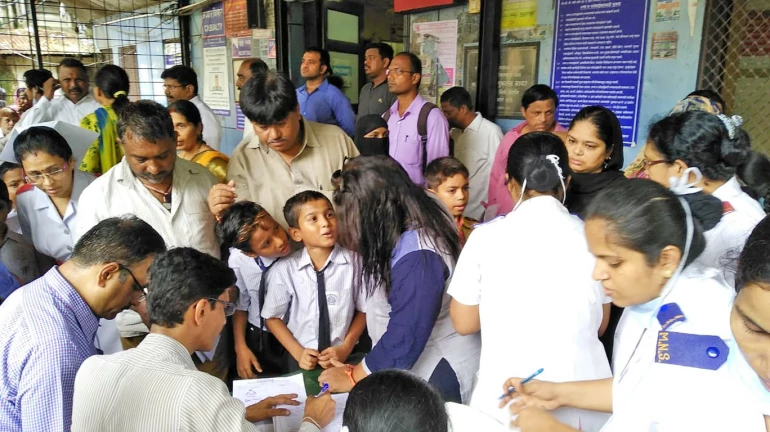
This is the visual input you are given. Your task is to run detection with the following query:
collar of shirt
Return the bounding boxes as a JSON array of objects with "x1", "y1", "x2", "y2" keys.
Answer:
[
  {"x1": 463, "y1": 113, "x2": 484, "y2": 133},
  {"x1": 711, "y1": 176, "x2": 742, "y2": 201},
  {"x1": 298, "y1": 79, "x2": 330, "y2": 96},
  {"x1": 30, "y1": 169, "x2": 91, "y2": 212},
  {"x1": 247, "y1": 118, "x2": 318, "y2": 153},
  {"x1": 370, "y1": 76, "x2": 388, "y2": 89},
  {"x1": 189, "y1": 95, "x2": 203, "y2": 105},
  {"x1": 46, "y1": 267, "x2": 101, "y2": 341},
  {"x1": 139, "y1": 333, "x2": 197, "y2": 370},
  {"x1": 388, "y1": 94, "x2": 426, "y2": 121},
  {"x1": 296, "y1": 244, "x2": 348, "y2": 272},
  {"x1": 55, "y1": 94, "x2": 97, "y2": 108}
]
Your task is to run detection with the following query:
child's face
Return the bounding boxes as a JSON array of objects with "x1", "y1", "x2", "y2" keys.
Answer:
[
  {"x1": 247, "y1": 215, "x2": 291, "y2": 259},
  {"x1": 2, "y1": 168, "x2": 24, "y2": 209},
  {"x1": 289, "y1": 199, "x2": 338, "y2": 249},
  {"x1": 430, "y1": 174, "x2": 469, "y2": 217}
]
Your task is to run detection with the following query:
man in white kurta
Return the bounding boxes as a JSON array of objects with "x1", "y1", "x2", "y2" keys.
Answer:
[{"x1": 440, "y1": 87, "x2": 502, "y2": 220}]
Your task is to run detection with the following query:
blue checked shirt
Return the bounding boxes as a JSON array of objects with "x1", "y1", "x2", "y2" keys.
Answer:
[{"x1": 0, "y1": 267, "x2": 100, "y2": 432}]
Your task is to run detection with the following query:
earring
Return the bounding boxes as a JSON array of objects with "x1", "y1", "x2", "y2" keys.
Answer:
[{"x1": 663, "y1": 270, "x2": 673, "y2": 278}]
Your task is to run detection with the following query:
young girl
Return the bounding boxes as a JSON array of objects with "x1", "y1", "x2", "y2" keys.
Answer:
[
  {"x1": 169, "y1": 100, "x2": 229, "y2": 183},
  {"x1": 448, "y1": 132, "x2": 611, "y2": 430},
  {"x1": 79, "y1": 64, "x2": 130, "y2": 175},
  {"x1": 643, "y1": 110, "x2": 764, "y2": 284},
  {"x1": 217, "y1": 201, "x2": 292, "y2": 377},
  {"x1": 501, "y1": 180, "x2": 765, "y2": 431}
]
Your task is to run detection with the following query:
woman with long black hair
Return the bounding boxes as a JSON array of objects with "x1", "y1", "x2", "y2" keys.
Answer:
[{"x1": 318, "y1": 155, "x2": 480, "y2": 403}]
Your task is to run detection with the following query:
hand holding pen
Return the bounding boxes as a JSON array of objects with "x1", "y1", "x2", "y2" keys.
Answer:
[{"x1": 498, "y1": 368, "x2": 562, "y2": 412}]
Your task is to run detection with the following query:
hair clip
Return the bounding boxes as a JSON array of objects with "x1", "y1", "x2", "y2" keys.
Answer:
[
  {"x1": 717, "y1": 114, "x2": 743, "y2": 139},
  {"x1": 545, "y1": 154, "x2": 564, "y2": 180}
]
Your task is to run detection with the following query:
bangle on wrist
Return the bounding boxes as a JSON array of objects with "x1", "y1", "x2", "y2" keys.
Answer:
[
  {"x1": 303, "y1": 416, "x2": 321, "y2": 429},
  {"x1": 344, "y1": 364, "x2": 357, "y2": 386}
]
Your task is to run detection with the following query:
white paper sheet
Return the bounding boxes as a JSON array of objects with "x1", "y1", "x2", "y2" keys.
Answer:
[
  {"x1": 233, "y1": 374, "x2": 307, "y2": 407},
  {"x1": 273, "y1": 393, "x2": 348, "y2": 432}
]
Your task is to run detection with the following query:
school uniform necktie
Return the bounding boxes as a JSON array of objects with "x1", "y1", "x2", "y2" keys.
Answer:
[
  {"x1": 256, "y1": 257, "x2": 280, "y2": 350},
  {"x1": 316, "y1": 263, "x2": 332, "y2": 352}
]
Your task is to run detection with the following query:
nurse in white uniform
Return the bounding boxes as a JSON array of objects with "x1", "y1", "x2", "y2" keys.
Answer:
[
  {"x1": 448, "y1": 132, "x2": 611, "y2": 430},
  {"x1": 731, "y1": 215, "x2": 770, "y2": 427},
  {"x1": 501, "y1": 179, "x2": 765, "y2": 432},
  {"x1": 13, "y1": 126, "x2": 121, "y2": 355},
  {"x1": 642, "y1": 110, "x2": 764, "y2": 285}
]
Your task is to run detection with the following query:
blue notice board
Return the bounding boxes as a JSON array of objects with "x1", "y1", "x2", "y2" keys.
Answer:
[{"x1": 551, "y1": 0, "x2": 651, "y2": 146}]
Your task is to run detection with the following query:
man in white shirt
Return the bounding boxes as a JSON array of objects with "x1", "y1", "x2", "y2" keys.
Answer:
[
  {"x1": 71, "y1": 247, "x2": 335, "y2": 432},
  {"x1": 440, "y1": 87, "x2": 503, "y2": 220},
  {"x1": 17, "y1": 59, "x2": 102, "y2": 129},
  {"x1": 161, "y1": 65, "x2": 223, "y2": 150},
  {"x1": 75, "y1": 101, "x2": 228, "y2": 376},
  {"x1": 235, "y1": 58, "x2": 269, "y2": 147}
]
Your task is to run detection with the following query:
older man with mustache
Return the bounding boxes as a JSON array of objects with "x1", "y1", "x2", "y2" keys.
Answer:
[{"x1": 16, "y1": 58, "x2": 102, "y2": 129}]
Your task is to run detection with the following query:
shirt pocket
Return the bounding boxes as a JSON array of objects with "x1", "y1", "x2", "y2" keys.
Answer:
[{"x1": 394, "y1": 134, "x2": 424, "y2": 167}]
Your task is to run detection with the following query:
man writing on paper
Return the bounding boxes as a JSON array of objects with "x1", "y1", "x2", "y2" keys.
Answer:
[{"x1": 71, "y1": 247, "x2": 335, "y2": 432}]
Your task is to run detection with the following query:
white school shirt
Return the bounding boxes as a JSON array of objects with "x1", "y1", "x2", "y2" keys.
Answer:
[
  {"x1": 17, "y1": 94, "x2": 101, "y2": 128},
  {"x1": 190, "y1": 96, "x2": 223, "y2": 151},
  {"x1": 450, "y1": 113, "x2": 503, "y2": 220},
  {"x1": 698, "y1": 176, "x2": 765, "y2": 285},
  {"x1": 230, "y1": 248, "x2": 277, "y2": 329},
  {"x1": 448, "y1": 196, "x2": 611, "y2": 430},
  {"x1": 605, "y1": 265, "x2": 765, "y2": 431},
  {"x1": 261, "y1": 245, "x2": 365, "y2": 350},
  {"x1": 6, "y1": 209, "x2": 21, "y2": 235},
  {"x1": 75, "y1": 157, "x2": 220, "y2": 337},
  {"x1": 16, "y1": 169, "x2": 94, "y2": 262}
]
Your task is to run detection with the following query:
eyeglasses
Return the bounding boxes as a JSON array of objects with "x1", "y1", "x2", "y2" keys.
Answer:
[
  {"x1": 23, "y1": 163, "x2": 68, "y2": 184},
  {"x1": 642, "y1": 158, "x2": 668, "y2": 170},
  {"x1": 118, "y1": 264, "x2": 147, "y2": 303},
  {"x1": 162, "y1": 84, "x2": 187, "y2": 90},
  {"x1": 207, "y1": 298, "x2": 237, "y2": 316},
  {"x1": 386, "y1": 68, "x2": 416, "y2": 77}
]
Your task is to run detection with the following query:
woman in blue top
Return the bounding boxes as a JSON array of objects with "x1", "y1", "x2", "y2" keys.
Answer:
[{"x1": 318, "y1": 155, "x2": 481, "y2": 403}]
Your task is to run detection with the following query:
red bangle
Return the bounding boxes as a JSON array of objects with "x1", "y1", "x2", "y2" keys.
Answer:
[{"x1": 344, "y1": 364, "x2": 357, "y2": 386}]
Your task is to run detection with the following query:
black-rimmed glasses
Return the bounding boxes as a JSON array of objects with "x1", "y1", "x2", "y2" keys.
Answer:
[
  {"x1": 118, "y1": 264, "x2": 147, "y2": 303},
  {"x1": 207, "y1": 298, "x2": 237, "y2": 316}
]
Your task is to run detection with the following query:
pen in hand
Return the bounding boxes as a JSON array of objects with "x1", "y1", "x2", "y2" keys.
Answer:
[
  {"x1": 316, "y1": 382, "x2": 329, "y2": 397},
  {"x1": 499, "y1": 368, "x2": 544, "y2": 400}
]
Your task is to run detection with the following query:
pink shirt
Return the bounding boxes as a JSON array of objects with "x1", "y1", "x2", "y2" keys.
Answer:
[{"x1": 485, "y1": 121, "x2": 567, "y2": 216}]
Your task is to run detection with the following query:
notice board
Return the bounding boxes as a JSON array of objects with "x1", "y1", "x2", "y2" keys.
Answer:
[{"x1": 551, "y1": 0, "x2": 651, "y2": 146}]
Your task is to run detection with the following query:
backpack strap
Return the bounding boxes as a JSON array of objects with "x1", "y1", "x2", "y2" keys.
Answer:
[{"x1": 418, "y1": 102, "x2": 437, "y2": 171}]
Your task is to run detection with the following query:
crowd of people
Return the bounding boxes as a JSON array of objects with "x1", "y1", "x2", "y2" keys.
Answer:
[{"x1": 0, "y1": 46, "x2": 768, "y2": 432}]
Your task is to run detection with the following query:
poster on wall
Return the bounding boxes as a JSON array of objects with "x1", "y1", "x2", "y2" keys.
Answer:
[
  {"x1": 224, "y1": 0, "x2": 250, "y2": 36},
  {"x1": 203, "y1": 37, "x2": 231, "y2": 116},
  {"x1": 164, "y1": 42, "x2": 182, "y2": 67},
  {"x1": 268, "y1": 39, "x2": 277, "y2": 59},
  {"x1": 656, "y1": 0, "x2": 681, "y2": 22},
  {"x1": 651, "y1": 31, "x2": 678, "y2": 59},
  {"x1": 497, "y1": 43, "x2": 539, "y2": 118},
  {"x1": 501, "y1": 0, "x2": 538, "y2": 31},
  {"x1": 235, "y1": 103, "x2": 246, "y2": 131},
  {"x1": 551, "y1": 0, "x2": 651, "y2": 146},
  {"x1": 412, "y1": 20, "x2": 458, "y2": 90},
  {"x1": 232, "y1": 37, "x2": 252, "y2": 58},
  {"x1": 202, "y1": 2, "x2": 225, "y2": 38}
]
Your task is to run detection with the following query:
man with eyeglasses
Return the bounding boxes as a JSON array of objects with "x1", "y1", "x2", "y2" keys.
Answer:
[
  {"x1": 161, "y1": 65, "x2": 223, "y2": 150},
  {"x1": 385, "y1": 52, "x2": 450, "y2": 186},
  {"x1": 0, "y1": 215, "x2": 165, "y2": 432},
  {"x1": 71, "y1": 247, "x2": 336, "y2": 432}
]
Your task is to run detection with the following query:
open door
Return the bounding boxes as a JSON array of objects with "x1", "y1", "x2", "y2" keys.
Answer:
[{"x1": 323, "y1": 2, "x2": 364, "y2": 111}]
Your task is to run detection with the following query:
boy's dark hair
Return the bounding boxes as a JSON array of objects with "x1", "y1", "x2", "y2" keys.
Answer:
[
  {"x1": 365, "y1": 43, "x2": 394, "y2": 63},
  {"x1": 14, "y1": 126, "x2": 72, "y2": 164},
  {"x1": 147, "y1": 247, "x2": 236, "y2": 327},
  {"x1": 305, "y1": 47, "x2": 332, "y2": 74},
  {"x1": 440, "y1": 87, "x2": 473, "y2": 111},
  {"x1": 160, "y1": 65, "x2": 199, "y2": 96},
  {"x1": 217, "y1": 201, "x2": 273, "y2": 254},
  {"x1": 687, "y1": 89, "x2": 726, "y2": 111},
  {"x1": 283, "y1": 190, "x2": 332, "y2": 229},
  {"x1": 424, "y1": 157, "x2": 469, "y2": 190},
  {"x1": 240, "y1": 71, "x2": 299, "y2": 126},
  {"x1": 0, "y1": 162, "x2": 20, "y2": 179},
  {"x1": 23, "y1": 69, "x2": 53, "y2": 93},
  {"x1": 0, "y1": 180, "x2": 9, "y2": 210},
  {"x1": 394, "y1": 52, "x2": 422, "y2": 86},
  {"x1": 58, "y1": 58, "x2": 87, "y2": 75},
  {"x1": 522, "y1": 84, "x2": 559, "y2": 110},
  {"x1": 117, "y1": 100, "x2": 176, "y2": 143},
  {"x1": 0, "y1": 107, "x2": 19, "y2": 121}
]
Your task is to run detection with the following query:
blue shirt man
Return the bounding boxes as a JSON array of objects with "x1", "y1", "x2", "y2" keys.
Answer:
[
  {"x1": 296, "y1": 48, "x2": 356, "y2": 137},
  {"x1": 0, "y1": 215, "x2": 165, "y2": 432}
]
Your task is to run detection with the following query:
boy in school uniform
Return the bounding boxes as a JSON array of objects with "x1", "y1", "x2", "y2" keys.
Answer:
[
  {"x1": 262, "y1": 190, "x2": 367, "y2": 371},
  {"x1": 216, "y1": 201, "x2": 293, "y2": 378},
  {"x1": 425, "y1": 157, "x2": 478, "y2": 246}
]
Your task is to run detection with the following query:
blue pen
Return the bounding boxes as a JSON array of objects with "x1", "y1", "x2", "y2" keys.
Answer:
[
  {"x1": 498, "y1": 368, "x2": 544, "y2": 400},
  {"x1": 316, "y1": 382, "x2": 329, "y2": 397}
]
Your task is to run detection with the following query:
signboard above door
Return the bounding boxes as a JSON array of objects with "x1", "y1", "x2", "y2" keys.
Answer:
[{"x1": 394, "y1": 0, "x2": 458, "y2": 13}]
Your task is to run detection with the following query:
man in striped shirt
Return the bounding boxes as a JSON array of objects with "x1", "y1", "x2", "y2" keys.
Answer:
[
  {"x1": 0, "y1": 215, "x2": 166, "y2": 432},
  {"x1": 71, "y1": 247, "x2": 334, "y2": 432}
]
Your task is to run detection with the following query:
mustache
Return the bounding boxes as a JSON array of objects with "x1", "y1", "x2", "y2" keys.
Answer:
[{"x1": 136, "y1": 171, "x2": 171, "y2": 184}]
